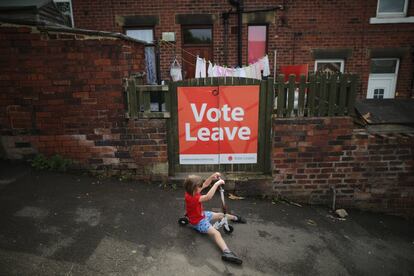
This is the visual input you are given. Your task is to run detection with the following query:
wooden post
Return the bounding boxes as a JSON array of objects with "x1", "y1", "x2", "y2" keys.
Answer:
[
  {"x1": 298, "y1": 75, "x2": 306, "y2": 117},
  {"x1": 277, "y1": 74, "x2": 285, "y2": 117},
  {"x1": 308, "y1": 74, "x2": 316, "y2": 117},
  {"x1": 287, "y1": 74, "x2": 296, "y2": 117}
]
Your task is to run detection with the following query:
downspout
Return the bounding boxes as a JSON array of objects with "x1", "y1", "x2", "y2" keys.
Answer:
[
  {"x1": 155, "y1": 40, "x2": 161, "y2": 84},
  {"x1": 222, "y1": 12, "x2": 230, "y2": 65},
  {"x1": 237, "y1": 0, "x2": 244, "y2": 67}
]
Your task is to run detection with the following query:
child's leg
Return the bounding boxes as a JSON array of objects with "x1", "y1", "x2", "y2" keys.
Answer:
[
  {"x1": 211, "y1": 212, "x2": 238, "y2": 222},
  {"x1": 207, "y1": 226, "x2": 228, "y2": 252}
]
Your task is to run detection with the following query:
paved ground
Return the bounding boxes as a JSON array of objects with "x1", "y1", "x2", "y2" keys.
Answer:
[{"x1": 0, "y1": 160, "x2": 413, "y2": 276}]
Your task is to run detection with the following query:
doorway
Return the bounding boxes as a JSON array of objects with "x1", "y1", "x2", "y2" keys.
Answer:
[
  {"x1": 182, "y1": 26, "x2": 213, "y2": 79},
  {"x1": 367, "y1": 58, "x2": 399, "y2": 99}
]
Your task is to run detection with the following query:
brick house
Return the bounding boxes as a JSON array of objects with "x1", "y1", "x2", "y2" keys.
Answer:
[{"x1": 65, "y1": 0, "x2": 414, "y2": 99}]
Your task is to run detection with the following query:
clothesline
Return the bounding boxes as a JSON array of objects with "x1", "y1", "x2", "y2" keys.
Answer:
[
  {"x1": 160, "y1": 39, "x2": 198, "y2": 60},
  {"x1": 195, "y1": 55, "x2": 270, "y2": 79},
  {"x1": 160, "y1": 40, "x2": 197, "y2": 66},
  {"x1": 160, "y1": 39, "x2": 267, "y2": 69},
  {"x1": 161, "y1": 39, "x2": 271, "y2": 81}
]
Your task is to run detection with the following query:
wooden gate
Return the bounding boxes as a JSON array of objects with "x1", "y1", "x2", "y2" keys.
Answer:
[{"x1": 167, "y1": 77, "x2": 274, "y2": 176}]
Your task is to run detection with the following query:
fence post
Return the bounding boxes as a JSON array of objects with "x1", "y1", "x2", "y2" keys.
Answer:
[
  {"x1": 328, "y1": 73, "x2": 338, "y2": 116},
  {"x1": 348, "y1": 74, "x2": 358, "y2": 115},
  {"x1": 318, "y1": 74, "x2": 327, "y2": 116},
  {"x1": 287, "y1": 74, "x2": 296, "y2": 117},
  {"x1": 338, "y1": 74, "x2": 347, "y2": 116},
  {"x1": 276, "y1": 74, "x2": 285, "y2": 117},
  {"x1": 308, "y1": 74, "x2": 316, "y2": 117},
  {"x1": 298, "y1": 75, "x2": 306, "y2": 117}
]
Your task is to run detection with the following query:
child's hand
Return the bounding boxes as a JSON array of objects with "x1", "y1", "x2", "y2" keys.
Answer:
[
  {"x1": 210, "y1": 172, "x2": 221, "y2": 180},
  {"x1": 216, "y1": 179, "x2": 225, "y2": 186}
]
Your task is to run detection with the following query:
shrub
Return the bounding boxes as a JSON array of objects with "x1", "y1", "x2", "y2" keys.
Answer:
[{"x1": 31, "y1": 154, "x2": 73, "y2": 172}]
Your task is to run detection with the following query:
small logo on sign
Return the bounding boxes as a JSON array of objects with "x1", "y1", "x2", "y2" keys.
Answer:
[{"x1": 228, "y1": 156, "x2": 233, "y2": 161}]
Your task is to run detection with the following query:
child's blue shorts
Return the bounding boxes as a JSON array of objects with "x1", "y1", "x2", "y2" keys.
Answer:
[{"x1": 192, "y1": 211, "x2": 213, "y2": 233}]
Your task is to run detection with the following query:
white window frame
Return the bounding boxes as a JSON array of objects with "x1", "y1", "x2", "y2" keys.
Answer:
[
  {"x1": 314, "y1": 59, "x2": 345, "y2": 74},
  {"x1": 125, "y1": 28, "x2": 155, "y2": 44},
  {"x1": 376, "y1": 0, "x2": 409, "y2": 18},
  {"x1": 54, "y1": 0, "x2": 74, "y2": 27},
  {"x1": 370, "y1": 58, "x2": 400, "y2": 75}
]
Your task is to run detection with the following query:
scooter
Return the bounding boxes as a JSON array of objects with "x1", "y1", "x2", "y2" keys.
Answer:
[{"x1": 178, "y1": 179, "x2": 234, "y2": 234}]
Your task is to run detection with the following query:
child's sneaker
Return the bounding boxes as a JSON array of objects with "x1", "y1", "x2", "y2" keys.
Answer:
[
  {"x1": 222, "y1": 251, "x2": 243, "y2": 265},
  {"x1": 233, "y1": 215, "x2": 246, "y2": 223}
]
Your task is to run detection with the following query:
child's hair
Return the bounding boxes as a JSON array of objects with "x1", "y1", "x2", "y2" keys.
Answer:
[{"x1": 184, "y1": 174, "x2": 203, "y2": 194}]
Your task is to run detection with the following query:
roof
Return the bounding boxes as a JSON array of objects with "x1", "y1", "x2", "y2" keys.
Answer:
[
  {"x1": 355, "y1": 99, "x2": 414, "y2": 133},
  {"x1": 0, "y1": 0, "x2": 68, "y2": 27},
  {"x1": 0, "y1": 1, "x2": 148, "y2": 45},
  {"x1": 0, "y1": 0, "x2": 51, "y2": 10}
]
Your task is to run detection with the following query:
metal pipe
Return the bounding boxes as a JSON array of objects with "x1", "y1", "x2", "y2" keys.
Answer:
[
  {"x1": 222, "y1": 12, "x2": 230, "y2": 65},
  {"x1": 237, "y1": 0, "x2": 243, "y2": 67}
]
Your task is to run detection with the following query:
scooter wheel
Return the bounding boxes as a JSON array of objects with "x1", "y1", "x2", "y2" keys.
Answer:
[
  {"x1": 178, "y1": 217, "x2": 189, "y2": 226},
  {"x1": 223, "y1": 224, "x2": 234, "y2": 234}
]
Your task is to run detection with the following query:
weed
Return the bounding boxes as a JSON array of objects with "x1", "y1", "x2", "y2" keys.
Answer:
[{"x1": 31, "y1": 154, "x2": 73, "y2": 172}]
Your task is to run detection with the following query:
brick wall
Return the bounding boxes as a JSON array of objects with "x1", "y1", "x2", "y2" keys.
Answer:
[
  {"x1": 72, "y1": 0, "x2": 414, "y2": 98},
  {"x1": 0, "y1": 24, "x2": 168, "y2": 181},
  {"x1": 272, "y1": 117, "x2": 414, "y2": 218}
]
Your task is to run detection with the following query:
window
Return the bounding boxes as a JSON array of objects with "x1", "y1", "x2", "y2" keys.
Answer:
[
  {"x1": 377, "y1": 0, "x2": 408, "y2": 18},
  {"x1": 370, "y1": 58, "x2": 399, "y2": 74},
  {"x1": 248, "y1": 25, "x2": 267, "y2": 64},
  {"x1": 182, "y1": 28, "x2": 212, "y2": 45},
  {"x1": 126, "y1": 29, "x2": 158, "y2": 85},
  {"x1": 373, "y1": 88, "x2": 385, "y2": 99},
  {"x1": 54, "y1": 0, "x2": 74, "y2": 27},
  {"x1": 126, "y1": 29, "x2": 154, "y2": 43},
  {"x1": 314, "y1": 59, "x2": 344, "y2": 74}
]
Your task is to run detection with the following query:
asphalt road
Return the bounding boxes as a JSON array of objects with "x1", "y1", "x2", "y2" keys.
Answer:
[{"x1": 0, "y1": 161, "x2": 413, "y2": 275}]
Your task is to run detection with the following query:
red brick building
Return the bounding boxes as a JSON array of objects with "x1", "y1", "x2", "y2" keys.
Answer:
[{"x1": 68, "y1": 0, "x2": 414, "y2": 99}]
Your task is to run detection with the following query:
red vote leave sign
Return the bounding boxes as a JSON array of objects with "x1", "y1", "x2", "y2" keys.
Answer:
[{"x1": 177, "y1": 85, "x2": 259, "y2": 164}]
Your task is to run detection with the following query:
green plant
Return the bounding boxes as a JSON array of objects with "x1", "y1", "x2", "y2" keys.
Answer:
[
  {"x1": 31, "y1": 154, "x2": 73, "y2": 172},
  {"x1": 31, "y1": 154, "x2": 49, "y2": 170}
]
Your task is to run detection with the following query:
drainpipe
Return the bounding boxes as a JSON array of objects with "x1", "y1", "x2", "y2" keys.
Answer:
[
  {"x1": 237, "y1": 0, "x2": 244, "y2": 67},
  {"x1": 222, "y1": 11, "x2": 230, "y2": 65},
  {"x1": 229, "y1": 0, "x2": 244, "y2": 67}
]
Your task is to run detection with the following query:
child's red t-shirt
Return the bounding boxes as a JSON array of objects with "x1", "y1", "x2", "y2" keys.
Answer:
[{"x1": 185, "y1": 192, "x2": 204, "y2": 225}]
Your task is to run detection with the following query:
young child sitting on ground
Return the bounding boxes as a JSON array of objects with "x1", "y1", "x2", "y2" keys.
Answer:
[{"x1": 184, "y1": 172, "x2": 246, "y2": 264}]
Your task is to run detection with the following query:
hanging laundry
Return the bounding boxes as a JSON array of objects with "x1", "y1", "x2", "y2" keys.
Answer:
[
  {"x1": 216, "y1": 66, "x2": 227, "y2": 77},
  {"x1": 195, "y1": 56, "x2": 206, "y2": 78},
  {"x1": 237, "y1": 67, "x2": 247, "y2": 78},
  {"x1": 207, "y1": 61, "x2": 214, "y2": 77},
  {"x1": 225, "y1": 67, "x2": 237, "y2": 77},
  {"x1": 170, "y1": 58, "x2": 182, "y2": 82},
  {"x1": 253, "y1": 62, "x2": 262, "y2": 79},
  {"x1": 145, "y1": 46, "x2": 157, "y2": 84},
  {"x1": 262, "y1": 55, "x2": 270, "y2": 77}
]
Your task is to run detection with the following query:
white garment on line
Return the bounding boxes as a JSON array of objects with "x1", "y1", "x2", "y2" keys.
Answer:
[
  {"x1": 238, "y1": 67, "x2": 247, "y2": 78},
  {"x1": 170, "y1": 58, "x2": 182, "y2": 81},
  {"x1": 207, "y1": 61, "x2": 214, "y2": 77},
  {"x1": 262, "y1": 55, "x2": 270, "y2": 77},
  {"x1": 195, "y1": 57, "x2": 206, "y2": 78}
]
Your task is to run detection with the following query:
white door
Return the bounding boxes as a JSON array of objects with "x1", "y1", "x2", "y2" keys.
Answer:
[
  {"x1": 367, "y1": 75, "x2": 396, "y2": 99},
  {"x1": 367, "y1": 58, "x2": 399, "y2": 99}
]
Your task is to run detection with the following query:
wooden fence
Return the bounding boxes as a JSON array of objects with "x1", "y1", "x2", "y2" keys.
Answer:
[
  {"x1": 125, "y1": 77, "x2": 170, "y2": 119},
  {"x1": 274, "y1": 73, "x2": 358, "y2": 118},
  {"x1": 125, "y1": 73, "x2": 358, "y2": 119}
]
